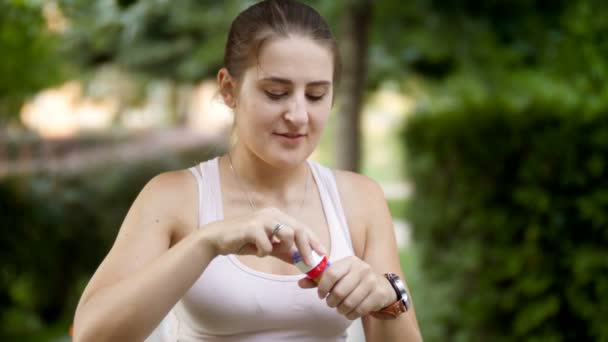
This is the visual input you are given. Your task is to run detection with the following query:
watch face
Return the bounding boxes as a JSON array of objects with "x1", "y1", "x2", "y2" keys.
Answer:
[
  {"x1": 392, "y1": 277, "x2": 407, "y2": 298},
  {"x1": 394, "y1": 277, "x2": 405, "y2": 291}
]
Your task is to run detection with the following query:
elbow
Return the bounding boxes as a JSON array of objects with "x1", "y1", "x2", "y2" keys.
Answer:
[
  {"x1": 73, "y1": 304, "x2": 106, "y2": 342},
  {"x1": 72, "y1": 324, "x2": 106, "y2": 342},
  {"x1": 73, "y1": 322, "x2": 140, "y2": 342},
  {"x1": 72, "y1": 307, "x2": 140, "y2": 342},
  {"x1": 72, "y1": 306, "x2": 93, "y2": 342},
  {"x1": 72, "y1": 317, "x2": 116, "y2": 342}
]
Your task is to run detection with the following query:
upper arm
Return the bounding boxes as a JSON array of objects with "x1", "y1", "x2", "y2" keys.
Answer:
[
  {"x1": 334, "y1": 171, "x2": 401, "y2": 274},
  {"x1": 335, "y1": 171, "x2": 419, "y2": 339},
  {"x1": 74, "y1": 169, "x2": 198, "y2": 315}
]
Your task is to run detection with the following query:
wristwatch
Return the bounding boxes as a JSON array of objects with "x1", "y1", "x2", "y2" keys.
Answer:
[{"x1": 369, "y1": 273, "x2": 411, "y2": 320}]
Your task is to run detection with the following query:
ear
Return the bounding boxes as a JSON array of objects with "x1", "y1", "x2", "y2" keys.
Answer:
[{"x1": 217, "y1": 68, "x2": 237, "y2": 108}]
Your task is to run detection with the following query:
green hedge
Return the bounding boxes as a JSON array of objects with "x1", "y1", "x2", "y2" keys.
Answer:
[
  {"x1": 403, "y1": 96, "x2": 608, "y2": 341},
  {"x1": 0, "y1": 147, "x2": 217, "y2": 341}
]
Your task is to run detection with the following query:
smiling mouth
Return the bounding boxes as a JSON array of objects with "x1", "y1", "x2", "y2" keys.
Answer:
[{"x1": 275, "y1": 133, "x2": 306, "y2": 138}]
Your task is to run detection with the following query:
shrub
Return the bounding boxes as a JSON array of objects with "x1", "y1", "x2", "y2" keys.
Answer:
[
  {"x1": 404, "y1": 92, "x2": 608, "y2": 341},
  {"x1": 0, "y1": 146, "x2": 217, "y2": 340}
]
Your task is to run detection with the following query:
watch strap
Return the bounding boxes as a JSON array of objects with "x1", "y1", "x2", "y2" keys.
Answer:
[
  {"x1": 369, "y1": 298, "x2": 407, "y2": 320},
  {"x1": 369, "y1": 273, "x2": 410, "y2": 320}
]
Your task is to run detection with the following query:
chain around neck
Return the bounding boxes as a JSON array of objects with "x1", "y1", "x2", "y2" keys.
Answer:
[{"x1": 226, "y1": 152, "x2": 310, "y2": 213}]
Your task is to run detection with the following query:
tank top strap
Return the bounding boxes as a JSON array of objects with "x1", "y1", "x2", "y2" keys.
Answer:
[
  {"x1": 187, "y1": 166, "x2": 203, "y2": 229},
  {"x1": 307, "y1": 160, "x2": 354, "y2": 253},
  {"x1": 188, "y1": 157, "x2": 223, "y2": 227}
]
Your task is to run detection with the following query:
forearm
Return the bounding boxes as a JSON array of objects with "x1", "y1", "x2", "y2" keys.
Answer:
[
  {"x1": 363, "y1": 312, "x2": 422, "y2": 342},
  {"x1": 73, "y1": 229, "x2": 216, "y2": 342},
  {"x1": 367, "y1": 271, "x2": 422, "y2": 341}
]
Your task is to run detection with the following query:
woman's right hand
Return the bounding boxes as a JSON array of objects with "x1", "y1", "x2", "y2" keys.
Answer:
[{"x1": 200, "y1": 207, "x2": 326, "y2": 266}]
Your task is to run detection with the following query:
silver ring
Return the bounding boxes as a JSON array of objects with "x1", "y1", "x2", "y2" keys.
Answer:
[{"x1": 272, "y1": 223, "x2": 287, "y2": 236}]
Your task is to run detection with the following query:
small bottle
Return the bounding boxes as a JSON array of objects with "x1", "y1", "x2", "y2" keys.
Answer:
[{"x1": 292, "y1": 250, "x2": 330, "y2": 284}]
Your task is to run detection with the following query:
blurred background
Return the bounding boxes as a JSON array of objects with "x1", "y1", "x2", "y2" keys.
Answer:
[{"x1": 1, "y1": 0, "x2": 607, "y2": 341}]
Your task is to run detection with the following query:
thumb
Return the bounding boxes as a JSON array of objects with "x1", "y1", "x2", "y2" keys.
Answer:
[
  {"x1": 268, "y1": 242, "x2": 293, "y2": 264},
  {"x1": 298, "y1": 277, "x2": 317, "y2": 289},
  {"x1": 236, "y1": 243, "x2": 258, "y2": 256}
]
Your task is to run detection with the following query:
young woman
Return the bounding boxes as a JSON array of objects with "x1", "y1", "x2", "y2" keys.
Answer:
[{"x1": 73, "y1": 0, "x2": 421, "y2": 341}]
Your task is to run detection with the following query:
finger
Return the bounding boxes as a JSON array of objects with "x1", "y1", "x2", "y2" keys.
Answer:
[
  {"x1": 337, "y1": 282, "x2": 371, "y2": 316},
  {"x1": 310, "y1": 236, "x2": 328, "y2": 256},
  {"x1": 326, "y1": 272, "x2": 359, "y2": 308},
  {"x1": 258, "y1": 208, "x2": 285, "y2": 236},
  {"x1": 297, "y1": 277, "x2": 318, "y2": 289},
  {"x1": 257, "y1": 229, "x2": 274, "y2": 257},
  {"x1": 317, "y1": 260, "x2": 350, "y2": 299},
  {"x1": 246, "y1": 229, "x2": 272, "y2": 257},
  {"x1": 252, "y1": 211, "x2": 295, "y2": 263},
  {"x1": 236, "y1": 243, "x2": 258, "y2": 256},
  {"x1": 267, "y1": 209, "x2": 327, "y2": 261},
  {"x1": 265, "y1": 219, "x2": 297, "y2": 263},
  {"x1": 272, "y1": 209, "x2": 316, "y2": 260},
  {"x1": 265, "y1": 209, "x2": 327, "y2": 266},
  {"x1": 270, "y1": 242, "x2": 295, "y2": 264},
  {"x1": 271, "y1": 240, "x2": 292, "y2": 255},
  {"x1": 294, "y1": 228, "x2": 314, "y2": 266},
  {"x1": 345, "y1": 290, "x2": 377, "y2": 320},
  {"x1": 271, "y1": 224, "x2": 295, "y2": 252}
]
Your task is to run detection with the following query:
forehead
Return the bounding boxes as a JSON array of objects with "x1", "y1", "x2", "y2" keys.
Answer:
[{"x1": 247, "y1": 36, "x2": 334, "y2": 84}]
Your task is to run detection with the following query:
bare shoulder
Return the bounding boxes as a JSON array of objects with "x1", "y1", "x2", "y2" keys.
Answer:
[
  {"x1": 144, "y1": 169, "x2": 196, "y2": 197},
  {"x1": 333, "y1": 170, "x2": 385, "y2": 199},
  {"x1": 142, "y1": 169, "x2": 196, "y2": 201},
  {"x1": 137, "y1": 169, "x2": 199, "y2": 239},
  {"x1": 74, "y1": 168, "x2": 198, "y2": 313},
  {"x1": 333, "y1": 170, "x2": 388, "y2": 257}
]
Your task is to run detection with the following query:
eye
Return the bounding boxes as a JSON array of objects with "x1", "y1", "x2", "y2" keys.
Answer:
[
  {"x1": 306, "y1": 94, "x2": 325, "y2": 102},
  {"x1": 265, "y1": 91, "x2": 287, "y2": 100}
]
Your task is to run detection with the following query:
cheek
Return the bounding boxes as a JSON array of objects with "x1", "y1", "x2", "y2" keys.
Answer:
[
  {"x1": 311, "y1": 105, "x2": 331, "y2": 131},
  {"x1": 235, "y1": 100, "x2": 275, "y2": 136}
]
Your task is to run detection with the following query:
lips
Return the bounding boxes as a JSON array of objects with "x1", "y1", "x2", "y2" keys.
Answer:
[
  {"x1": 275, "y1": 133, "x2": 306, "y2": 138},
  {"x1": 273, "y1": 133, "x2": 306, "y2": 145}
]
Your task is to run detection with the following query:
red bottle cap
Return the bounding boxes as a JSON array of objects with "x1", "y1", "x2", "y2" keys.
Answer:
[{"x1": 306, "y1": 255, "x2": 328, "y2": 280}]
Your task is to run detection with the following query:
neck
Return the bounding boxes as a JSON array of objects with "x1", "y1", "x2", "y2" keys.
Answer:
[{"x1": 223, "y1": 144, "x2": 310, "y2": 206}]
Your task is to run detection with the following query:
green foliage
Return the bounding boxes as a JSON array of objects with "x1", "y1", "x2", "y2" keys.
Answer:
[
  {"x1": 403, "y1": 85, "x2": 608, "y2": 341},
  {"x1": 369, "y1": 0, "x2": 608, "y2": 92},
  {"x1": 387, "y1": 198, "x2": 409, "y2": 220},
  {"x1": 58, "y1": 0, "x2": 253, "y2": 82},
  {"x1": 0, "y1": 147, "x2": 216, "y2": 340},
  {"x1": 0, "y1": 0, "x2": 65, "y2": 121},
  {"x1": 57, "y1": 0, "x2": 337, "y2": 83}
]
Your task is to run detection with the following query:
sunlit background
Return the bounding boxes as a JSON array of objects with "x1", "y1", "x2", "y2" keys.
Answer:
[{"x1": 2, "y1": 1, "x2": 607, "y2": 341}]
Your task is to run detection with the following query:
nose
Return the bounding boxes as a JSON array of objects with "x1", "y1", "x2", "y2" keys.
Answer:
[{"x1": 284, "y1": 92, "x2": 308, "y2": 126}]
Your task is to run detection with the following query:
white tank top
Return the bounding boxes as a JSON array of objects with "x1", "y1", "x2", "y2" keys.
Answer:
[{"x1": 147, "y1": 157, "x2": 355, "y2": 341}]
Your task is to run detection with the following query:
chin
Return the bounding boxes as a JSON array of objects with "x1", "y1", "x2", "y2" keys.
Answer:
[
  {"x1": 271, "y1": 155, "x2": 307, "y2": 169},
  {"x1": 262, "y1": 148, "x2": 312, "y2": 169}
]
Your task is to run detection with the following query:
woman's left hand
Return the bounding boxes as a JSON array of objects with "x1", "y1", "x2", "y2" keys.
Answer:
[{"x1": 297, "y1": 256, "x2": 396, "y2": 320}]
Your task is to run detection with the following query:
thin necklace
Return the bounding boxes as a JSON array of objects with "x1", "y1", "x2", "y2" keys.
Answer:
[{"x1": 227, "y1": 152, "x2": 310, "y2": 213}]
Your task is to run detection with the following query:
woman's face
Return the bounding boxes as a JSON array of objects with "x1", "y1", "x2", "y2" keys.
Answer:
[{"x1": 233, "y1": 35, "x2": 334, "y2": 168}]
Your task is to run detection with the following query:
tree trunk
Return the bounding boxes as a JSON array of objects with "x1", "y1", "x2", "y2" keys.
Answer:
[{"x1": 335, "y1": 0, "x2": 371, "y2": 172}]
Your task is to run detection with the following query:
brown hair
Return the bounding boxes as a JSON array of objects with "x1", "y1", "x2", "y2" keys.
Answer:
[{"x1": 223, "y1": 0, "x2": 341, "y2": 85}]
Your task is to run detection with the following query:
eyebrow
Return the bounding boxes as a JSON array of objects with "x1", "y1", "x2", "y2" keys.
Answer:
[{"x1": 259, "y1": 77, "x2": 331, "y2": 87}]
